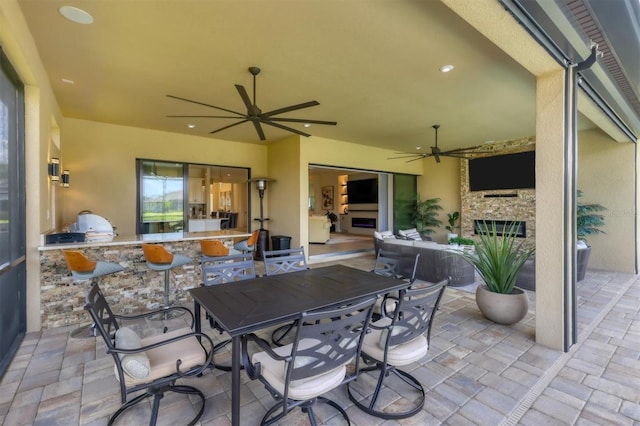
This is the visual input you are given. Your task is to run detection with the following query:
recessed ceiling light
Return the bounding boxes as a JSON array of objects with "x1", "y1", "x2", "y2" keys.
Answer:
[
  {"x1": 61, "y1": 78, "x2": 75, "y2": 84},
  {"x1": 416, "y1": 147, "x2": 422, "y2": 150},
  {"x1": 187, "y1": 124, "x2": 196, "y2": 129},
  {"x1": 439, "y1": 65, "x2": 455, "y2": 73},
  {"x1": 303, "y1": 123, "x2": 311, "y2": 128},
  {"x1": 59, "y1": 6, "x2": 94, "y2": 24}
]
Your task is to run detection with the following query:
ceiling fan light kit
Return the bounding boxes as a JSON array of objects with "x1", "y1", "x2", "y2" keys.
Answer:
[{"x1": 167, "y1": 66, "x2": 337, "y2": 141}]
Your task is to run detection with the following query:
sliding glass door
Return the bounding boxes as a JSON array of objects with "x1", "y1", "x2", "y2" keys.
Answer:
[
  {"x1": 136, "y1": 160, "x2": 186, "y2": 234},
  {"x1": 0, "y1": 47, "x2": 26, "y2": 377},
  {"x1": 393, "y1": 173, "x2": 417, "y2": 233}
]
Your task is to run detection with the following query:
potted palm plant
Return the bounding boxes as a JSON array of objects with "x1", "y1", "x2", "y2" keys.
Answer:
[
  {"x1": 412, "y1": 196, "x2": 442, "y2": 238},
  {"x1": 456, "y1": 221, "x2": 535, "y2": 325},
  {"x1": 325, "y1": 210, "x2": 338, "y2": 232},
  {"x1": 576, "y1": 190, "x2": 606, "y2": 281},
  {"x1": 445, "y1": 211, "x2": 460, "y2": 242}
]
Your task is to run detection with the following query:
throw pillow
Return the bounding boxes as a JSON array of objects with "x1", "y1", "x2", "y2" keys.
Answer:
[
  {"x1": 374, "y1": 230, "x2": 396, "y2": 240},
  {"x1": 398, "y1": 228, "x2": 421, "y2": 240},
  {"x1": 115, "y1": 327, "x2": 151, "y2": 379}
]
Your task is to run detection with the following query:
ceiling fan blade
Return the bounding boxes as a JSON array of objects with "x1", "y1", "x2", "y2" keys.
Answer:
[
  {"x1": 167, "y1": 115, "x2": 246, "y2": 119},
  {"x1": 406, "y1": 156, "x2": 427, "y2": 163},
  {"x1": 262, "y1": 120, "x2": 311, "y2": 137},
  {"x1": 434, "y1": 153, "x2": 441, "y2": 163},
  {"x1": 236, "y1": 84, "x2": 254, "y2": 111},
  {"x1": 166, "y1": 94, "x2": 244, "y2": 116},
  {"x1": 388, "y1": 153, "x2": 426, "y2": 160},
  {"x1": 251, "y1": 120, "x2": 266, "y2": 141},
  {"x1": 268, "y1": 117, "x2": 337, "y2": 125},
  {"x1": 443, "y1": 146, "x2": 493, "y2": 154},
  {"x1": 264, "y1": 101, "x2": 319, "y2": 117},
  {"x1": 209, "y1": 119, "x2": 249, "y2": 135}
]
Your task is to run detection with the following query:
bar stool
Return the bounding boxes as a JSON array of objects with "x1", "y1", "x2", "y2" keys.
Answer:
[
  {"x1": 62, "y1": 250, "x2": 125, "y2": 338},
  {"x1": 200, "y1": 239, "x2": 241, "y2": 257},
  {"x1": 233, "y1": 230, "x2": 260, "y2": 254},
  {"x1": 142, "y1": 244, "x2": 191, "y2": 319}
]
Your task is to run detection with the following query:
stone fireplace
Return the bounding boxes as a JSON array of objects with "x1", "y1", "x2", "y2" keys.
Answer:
[{"x1": 460, "y1": 137, "x2": 536, "y2": 249}]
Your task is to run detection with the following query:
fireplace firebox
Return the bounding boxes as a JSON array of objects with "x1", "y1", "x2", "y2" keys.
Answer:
[
  {"x1": 474, "y1": 220, "x2": 526, "y2": 238},
  {"x1": 352, "y1": 217, "x2": 376, "y2": 229}
]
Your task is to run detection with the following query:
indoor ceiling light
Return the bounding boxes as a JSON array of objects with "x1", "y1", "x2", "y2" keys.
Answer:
[
  {"x1": 61, "y1": 78, "x2": 75, "y2": 84},
  {"x1": 439, "y1": 65, "x2": 455, "y2": 73},
  {"x1": 187, "y1": 124, "x2": 196, "y2": 129},
  {"x1": 59, "y1": 6, "x2": 94, "y2": 24},
  {"x1": 303, "y1": 123, "x2": 311, "y2": 128}
]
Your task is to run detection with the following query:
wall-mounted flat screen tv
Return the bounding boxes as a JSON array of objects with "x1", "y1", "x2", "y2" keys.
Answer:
[
  {"x1": 347, "y1": 178, "x2": 378, "y2": 204},
  {"x1": 469, "y1": 151, "x2": 535, "y2": 191}
]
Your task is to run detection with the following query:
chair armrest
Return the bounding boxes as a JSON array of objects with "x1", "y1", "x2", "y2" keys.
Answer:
[
  {"x1": 379, "y1": 294, "x2": 400, "y2": 319},
  {"x1": 242, "y1": 333, "x2": 292, "y2": 380},
  {"x1": 115, "y1": 306, "x2": 195, "y2": 328}
]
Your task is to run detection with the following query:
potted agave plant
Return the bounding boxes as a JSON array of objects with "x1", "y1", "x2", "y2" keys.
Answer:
[{"x1": 456, "y1": 221, "x2": 535, "y2": 325}]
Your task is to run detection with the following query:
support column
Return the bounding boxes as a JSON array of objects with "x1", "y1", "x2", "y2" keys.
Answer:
[{"x1": 535, "y1": 69, "x2": 575, "y2": 350}]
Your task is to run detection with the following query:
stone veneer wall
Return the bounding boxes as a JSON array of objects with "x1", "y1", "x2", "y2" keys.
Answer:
[
  {"x1": 39, "y1": 239, "x2": 231, "y2": 329},
  {"x1": 460, "y1": 137, "x2": 536, "y2": 250}
]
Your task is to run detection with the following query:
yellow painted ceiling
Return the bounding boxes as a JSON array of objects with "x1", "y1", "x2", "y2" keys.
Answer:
[{"x1": 18, "y1": 0, "x2": 539, "y2": 155}]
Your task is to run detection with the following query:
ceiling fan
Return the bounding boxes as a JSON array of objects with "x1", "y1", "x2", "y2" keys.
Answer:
[
  {"x1": 167, "y1": 66, "x2": 337, "y2": 141},
  {"x1": 389, "y1": 124, "x2": 491, "y2": 163}
]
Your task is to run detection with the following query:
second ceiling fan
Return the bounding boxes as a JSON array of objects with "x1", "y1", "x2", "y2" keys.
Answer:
[
  {"x1": 167, "y1": 66, "x2": 337, "y2": 141},
  {"x1": 390, "y1": 124, "x2": 490, "y2": 163}
]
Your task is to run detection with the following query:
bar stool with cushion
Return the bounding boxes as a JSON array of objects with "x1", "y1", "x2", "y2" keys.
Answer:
[
  {"x1": 63, "y1": 250, "x2": 125, "y2": 338},
  {"x1": 233, "y1": 229, "x2": 260, "y2": 254},
  {"x1": 142, "y1": 244, "x2": 192, "y2": 319},
  {"x1": 200, "y1": 239, "x2": 241, "y2": 257}
]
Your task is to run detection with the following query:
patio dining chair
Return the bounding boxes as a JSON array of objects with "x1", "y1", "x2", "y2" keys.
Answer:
[
  {"x1": 242, "y1": 296, "x2": 377, "y2": 425},
  {"x1": 84, "y1": 282, "x2": 214, "y2": 426},
  {"x1": 201, "y1": 252, "x2": 257, "y2": 370},
  {"x1": 262, "y1": 246, "x2": 308, "y2": 276},
  {"x1": 347, "y1": 278, "x2": 448, "y2": 419},
  {"x1": 372, "y1": 250, "x2": 420, "y2": 318},
  {"x1": 262, "y1": 247, "x2": 309, "y2": 346}
]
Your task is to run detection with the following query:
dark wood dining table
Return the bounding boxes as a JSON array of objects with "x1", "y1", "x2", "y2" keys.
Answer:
[{"x1": 189, "y1": 263, "x2": 410, "y2": 426}]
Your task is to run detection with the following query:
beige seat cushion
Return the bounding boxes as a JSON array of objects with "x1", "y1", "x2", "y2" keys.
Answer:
[
  {"x1": 252, "y1": 338, "x2": 347, "y2": 401},
  {"x1": 115, "y1": 327, "x2": 150, "y2": 379},
  {"x1": 362, "y1": 318, "x2": 428, "y2": 367},
  {"x1": 116, "y1": 327, "x2": 206, "y2": 387}
]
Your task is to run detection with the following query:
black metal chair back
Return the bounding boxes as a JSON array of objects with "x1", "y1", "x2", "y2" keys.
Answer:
[
  {"x1": 201, "y1": 253, "x2": 257, "y2": 285},
  {"x1": 383, "y1": 279, "x2": 447, "y2": 349},
  {"x1": 262, "y1": 247, "x2": 307, "y2": 276},
  {"x1": 374, "y1": 250, "x2": 419, "y2": 283}
]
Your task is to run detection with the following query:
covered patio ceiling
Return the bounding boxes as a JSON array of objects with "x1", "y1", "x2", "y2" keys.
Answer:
[{"x1": 17, "y1": 0, "x2": 638, "y2": 156}]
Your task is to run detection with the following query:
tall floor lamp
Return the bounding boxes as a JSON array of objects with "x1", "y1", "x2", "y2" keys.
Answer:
[{"x1": 249, "y1": 178, "x2": 273, "y2": 260}]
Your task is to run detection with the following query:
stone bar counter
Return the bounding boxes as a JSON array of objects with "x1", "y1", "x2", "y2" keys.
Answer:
[{"x1": 38, "y1": 230, "x2": 251, "y2": 330}]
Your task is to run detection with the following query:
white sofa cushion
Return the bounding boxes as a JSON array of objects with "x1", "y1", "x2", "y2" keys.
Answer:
[
  {"x1": 413, "y1": 240, "x2": 441, "y2": 249},
  {"x1": 374, "y1": 230, "x2": 396, "y2": 240},
  {"x1": 383, "y1": 238, "x2": 415, "y2": 247},
  {"x1": 398, "y1": 228, "x2": 422, "y2": 240}
]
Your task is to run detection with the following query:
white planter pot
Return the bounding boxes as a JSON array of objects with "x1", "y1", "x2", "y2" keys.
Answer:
[{"x1": 475, "y1": 284, "x2": 528, "y2": 325}]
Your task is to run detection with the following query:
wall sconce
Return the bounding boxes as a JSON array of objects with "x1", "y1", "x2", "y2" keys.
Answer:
[
  {"x1": 61, "y1": 170, "x2": 70, "y2": 187},
  {"x1": 48, "y1": 157, "x2": 60, "y2": 181}
]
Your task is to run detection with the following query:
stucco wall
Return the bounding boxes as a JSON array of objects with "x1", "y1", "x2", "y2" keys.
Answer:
[
  {"x1": 578, "y1": 128, "x2": 635, "y2": 273},
  {"x1": 61, "y1": 118, "x2": 268, "y2": 236}
]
